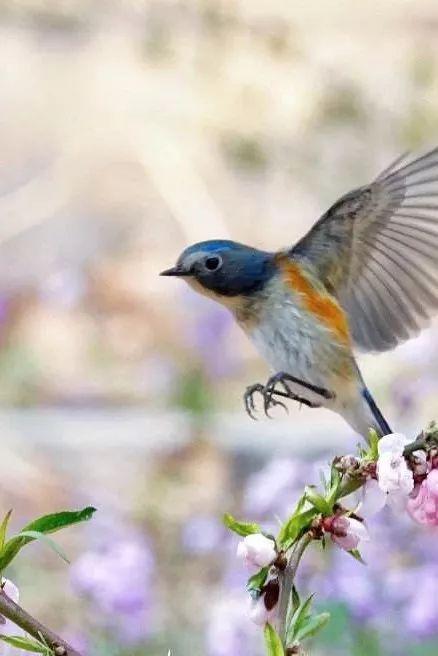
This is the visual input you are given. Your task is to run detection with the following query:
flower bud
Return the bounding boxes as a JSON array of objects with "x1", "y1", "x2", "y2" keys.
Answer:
[
  {"x1": 326, "y1": 515, "x2": 369, "y2": 552},
  {"x1": 338, "y1": 455, "x2": 360, "y2": 471},
  {"x1": 237, "y1": 533, "x2": 277, "y2": 570},
  {"x1": 248, "y1": 578, "x2": 279, "y2": 626}
]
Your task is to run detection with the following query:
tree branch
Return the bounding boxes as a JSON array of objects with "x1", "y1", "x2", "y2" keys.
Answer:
[
  {"x1": 0, "y1": 588, "x2": 82, "y2": 656},
  {"x1": 403, "y1": 425, "x2": 438, "y2": 457},
  {"x1": 277, "y1": 533, "x2": 313, "y2": 646}
]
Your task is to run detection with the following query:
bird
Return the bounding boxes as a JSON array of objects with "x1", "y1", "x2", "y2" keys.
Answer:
[{"x1": 161, "y1": 148, "x2": 438, "y2": 438}]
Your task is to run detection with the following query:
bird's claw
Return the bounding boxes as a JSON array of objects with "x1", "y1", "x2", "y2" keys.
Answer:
[
  {"x1": 244, "y1": 382, "x2": 288, "y2": 420},
  {"x1": 243, "y1": 372, "x2": 335, "y2": 419},
  {"x1": 244, "y1": 383, "x2": 265, "y2": 420}
]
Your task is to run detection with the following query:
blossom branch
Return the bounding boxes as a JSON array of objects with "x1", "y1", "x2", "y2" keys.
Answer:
[
  {"x1": 227, "y1": 424, "x2": 438, "y2": 655},
  {"x1": 403, "y1": 423, "x2": 438, "y2": 457},
  {"x1": 0, "y1": 587, "x2": 82, "y2": 656}
]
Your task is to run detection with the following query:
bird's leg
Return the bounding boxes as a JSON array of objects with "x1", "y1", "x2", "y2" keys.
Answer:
[
  {"x1": 265, "y1": 371, "x2": 335, "y2": 404},
  {"x1": 244, "y1": 372, "x2": 335, "y2": 419},
  {"x1": 255, "y1": 371, "x2": 336, "y2": 418}
]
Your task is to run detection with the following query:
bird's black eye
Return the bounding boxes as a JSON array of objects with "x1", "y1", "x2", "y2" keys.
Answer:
[{"x1": 204, "y1": 255, "x2": 222, "y2": 272}]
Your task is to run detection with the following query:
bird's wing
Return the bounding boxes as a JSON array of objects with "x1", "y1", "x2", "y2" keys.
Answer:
[{"x1": 291, "y1": 147, "x2": 438, "y2": 352}]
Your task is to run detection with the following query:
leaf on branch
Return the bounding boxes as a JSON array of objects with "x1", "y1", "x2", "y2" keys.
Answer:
[
  {"x1": 304, "y1": 487, "x2": 330, "y2": 515},
  {"x1": 263, "y1": 623, "x2": 285, "y2": 656},
  {"x1": 366, "y1": 430, "x2": 379, "y2": 461},
  {"x1": 0, "y1": 510, "x2": 12, "y2": 552},
  {"x1": 17, "y1": 531, "x2": 70, "y2": 564},
  {"x1": 0, "y1": 634, "x2": 53, "y2": 654},
  {"x1": 285, "y1": 594, "x2": 314, "y2": 644},
  {"x1": 348, "y1": 548, "x2": 366, "y2": 565},
  {"x1": 277, "y1": 508, "x2": 317, "y2": 550},
  {"x1": 21, "y1": 507, "x2": 97, "y2": 535},
  {"x1": 223, "y1": 513, "x2": 261, "y2": 537},
  {"x1": 291, "y1": 585, "x2": 300, "y2": 615},
  {"x1": 294, "y1": 611, "x2": 330, "y2": 642},
  {"x1": 247, "y1": 567, "x2": 269, "y2": 595},
  {"x1": 326, "y1": 467, "x2": 341, "y2": 510},
  {"x1": 293, "y1": 594, "x2": 314, "y2": 632},
  {"x1": 0, "y1": 506, "x2": 96, "y2": 573}
]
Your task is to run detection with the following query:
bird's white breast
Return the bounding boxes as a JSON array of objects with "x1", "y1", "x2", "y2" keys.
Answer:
[{"x1": 244, "y1": 285, "x2": 348, "y2": 390}]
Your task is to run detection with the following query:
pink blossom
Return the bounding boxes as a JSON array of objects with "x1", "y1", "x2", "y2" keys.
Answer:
[
  {"x1": 407, "y1": 469, "x2": 438, "y2": 526},
  {"x1": 330, "y1": 516, "x2": 370, "y2": 552},
  {"x1": 237, "y1": 534, "x2": 276, "y2": 570}
]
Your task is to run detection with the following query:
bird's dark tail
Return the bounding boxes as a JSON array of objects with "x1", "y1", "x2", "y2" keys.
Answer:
[{"x1": 361, "y1": 387, "x2": 392, "y2": 437}]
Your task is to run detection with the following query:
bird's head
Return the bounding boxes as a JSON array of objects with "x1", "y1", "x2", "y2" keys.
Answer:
[{"x1": 160, "y1": 240, "x2": 275, "y2": 302}]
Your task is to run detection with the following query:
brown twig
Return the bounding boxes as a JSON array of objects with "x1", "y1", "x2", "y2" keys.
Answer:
[{"x1": 0, "y1": 588, "x2": 82, "y2": 656}]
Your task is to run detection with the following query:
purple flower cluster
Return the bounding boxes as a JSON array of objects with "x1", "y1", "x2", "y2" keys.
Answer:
[{"x1": 70, "y1": 530, "x2": 155, "y2": 644}]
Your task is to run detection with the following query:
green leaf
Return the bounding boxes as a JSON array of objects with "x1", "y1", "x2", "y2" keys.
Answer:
[
  {"x1": 17, "y1": 531, "x2": 70, "y2": 564},
  {"x1": 0, "y1": 507, "x2": 96, "y2": 572},
  {"x1": 223, "y1": 513, "x2": 261, "y2": 537},
  {"x1": 0, "y1": 635, "x2": 51, "y2": 654},
  {"x1": 291, "y1": 585, "x2": 301, "y2": 615},
  {"x1": 21, "y1": 507, "x2": 96, "y2": 535},
  {"x1": 326, "y1": 468, "x2": 341, "y2": 510},
  {"x1": 0, "y1": 510, "x2": 12, "y2": 552},
  {"x1": 294, "y1": 493, "x2": 307, "y2": 514},
  {"x1": 348, "y1": 548, "x2": 366, "y2": 565},
  {"x1": 292, "y1": 594, "x2": 314, "y2": 632},
  {"x1": 247, "y1": 567, "x2": 269, "y2": 594},
  {"x1": 294, "y1": 611, "x2": 330, "y2": 642},
  {"x1": 286, "y1": 594, "x2": 314, "y2": 644},
  {"x1": 285, "y1": 584, "x2": 301, "y2": 640},
  {"x1": 305, "y1": 487, "x2": 330, "y2": 515},
  {"x1": 278, "y1": 508, "x2": 317, "y2": 550},
  {"x1": 367, "y1": 429, "x2": 379, "y2": 460},
  {"x1": 263, "y1": 623, "x2": 284, "y2": 656}
]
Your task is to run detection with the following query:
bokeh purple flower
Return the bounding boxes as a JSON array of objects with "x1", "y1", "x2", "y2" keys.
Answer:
[
  {"x1": 71, "y1": 533, "x2": 155, "y2": 644},
  {"x1": 243, "y1": 458, "x2": 305, "y2": 519},
  {"x1": 181, "y1": 290, "x2": 241, "y2": 379},
  {"x1": 206, "y1": 593, "x2": 260, "y2": 656},
  {"x1": 182, "y1": 514, "x2": 226, "y2": 554}
]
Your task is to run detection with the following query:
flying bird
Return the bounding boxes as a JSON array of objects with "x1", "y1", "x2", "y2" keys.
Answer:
[{"x1": 161, "y1": 148, "x2": 438, "y2": 438}]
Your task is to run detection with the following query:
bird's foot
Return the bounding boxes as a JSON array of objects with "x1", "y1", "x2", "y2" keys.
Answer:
[
  {"x1": 244, "y1": 383, "x2": 288, "y2": 419},
  {"x1": 244, "y1": 372, "x2": 335, "y2": 420}
]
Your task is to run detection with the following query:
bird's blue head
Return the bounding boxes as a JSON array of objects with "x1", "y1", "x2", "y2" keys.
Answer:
[{"x1": 160, "y1": 240, "x2": 275, "y2": 298}]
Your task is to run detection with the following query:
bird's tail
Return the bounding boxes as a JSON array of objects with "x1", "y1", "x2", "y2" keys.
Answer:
[
  {"x1": 340, "y1": 384, "x2": 392, "y2": 440},
  {"x1": 361, "y1": 387, "x2": 392, "y2": 437}
]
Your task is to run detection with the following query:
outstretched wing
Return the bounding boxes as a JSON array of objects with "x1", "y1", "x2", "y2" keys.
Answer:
[{"x1": 291, "y1": 148, "x2": 438, "y2": 352}]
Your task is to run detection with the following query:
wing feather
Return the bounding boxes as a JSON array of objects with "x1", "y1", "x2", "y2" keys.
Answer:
[{"x1": 291, "y1": 148, "x2": 438, "y2": 352}]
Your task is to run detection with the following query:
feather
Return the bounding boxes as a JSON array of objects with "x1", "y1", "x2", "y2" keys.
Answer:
[{"x1": 291, "y1": 148, "x2": 438, "y2": 352}]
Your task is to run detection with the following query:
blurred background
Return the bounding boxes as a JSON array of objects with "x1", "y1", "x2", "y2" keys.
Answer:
[{"x1": 0, "y1": 1, "x2": 437, "y2": 654}]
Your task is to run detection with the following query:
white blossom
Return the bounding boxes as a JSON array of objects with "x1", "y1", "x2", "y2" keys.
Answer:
[
  {"x1": 236, "y1": 534, "x2": 276, "y2": 570},
  {"x1": 377, "y1": 433, "x2": 414, "y2": 503},
  {"x1": 0, "y1": 578, "x2": 25, "y2": 655}
]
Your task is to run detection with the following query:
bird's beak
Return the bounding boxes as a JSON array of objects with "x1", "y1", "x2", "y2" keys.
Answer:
[{"x1": 159, "y1": 265, "x2": 190, "y2": 277}]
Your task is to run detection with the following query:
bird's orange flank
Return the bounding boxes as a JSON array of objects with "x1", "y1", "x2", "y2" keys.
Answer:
[{"x1": 280, "y1": 260, "x2": 351, "y2": 345}]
